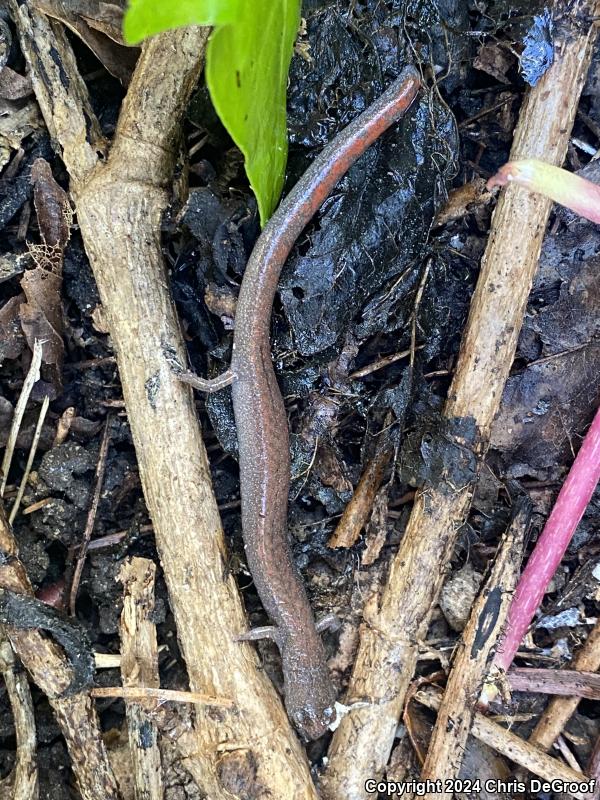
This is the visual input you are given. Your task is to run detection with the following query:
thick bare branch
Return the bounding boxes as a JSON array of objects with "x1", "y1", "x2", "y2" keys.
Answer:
[
  {"x1": 420, "y1": 502, "x2": 529, "y2": 796},
  {"x1": 15, "y1": 7, "x2": 318, "y2": 798}
]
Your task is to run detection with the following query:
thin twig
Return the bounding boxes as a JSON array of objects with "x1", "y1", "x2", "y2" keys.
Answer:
[
  {"x1": 69, "y1": 416, "x2": 112, "y2": 616},
  {"x1": 556, "y1": 734, "x2": 584, "y2": 773},
  {"x1": 9, "y1": 395, "x2": 49, "y2": 524},
  {"x1": 91, "y1": 686, "x2": 234, "y2": 707},
  {"x1": 94, "y1": 653, "x2": 121, "y2": 669},
  {"x1": 328, "y1": 424, "x2": 394, "y2": 549},
  {"x1": 349, "y1": 347, "x2": 417, "y2": 379},
  {"x1": 409, "y1": 260, "x2": 430, "y2": 373},
  {"x1": 0, "y1": 339, "x2": 43, "y2": 497}
]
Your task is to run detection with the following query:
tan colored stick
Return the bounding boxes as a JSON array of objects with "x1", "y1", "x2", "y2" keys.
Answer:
[
  {"x1": 0, "y1": 637, "x2": 38, "y2": 800},
  {"x1": 91, "y1": 686, "x2": 233, "y2": 706},
  {"x1": 510, "y1": 667, "x2": 600, "y2": 700},
  {"x1": 420, "y1": 501, "x2": 529, "y2": 797},
  {"x1": 328, "y1": 429, "x2": 394, "y2": 549},
  {"x1": 14, "y1": 6, "x2": 318, "y2": 798},
  {"x1": 119, "y1": 558, "x2": 162, "y2": 800},
  {"x1": 415, "y1": 687, "x2": 597, "y2": 800},
  {"x1": 587, "y1": 734, "x2": 600, "y2": 799},
  {"x1": 0, "y1": 339, "x2": 42, "y2": 498},
  {"x1": 9, "y1": 394, "x2": 49, "y2": 525},
  {"x1": 322, "y1": 4, "x2": 599, "y2": 797}
]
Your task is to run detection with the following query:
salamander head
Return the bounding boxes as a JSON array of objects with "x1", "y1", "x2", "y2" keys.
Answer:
[
  {"x1": 281, "y1": 645, "x2": 337, "y2": 740},
  {"x1": 289, "y1": 701, "x2": 336, "y2": 741}
]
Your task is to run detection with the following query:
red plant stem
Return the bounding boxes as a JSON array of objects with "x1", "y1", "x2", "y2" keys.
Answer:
[{"x1": 494, "y1": 405, "x2": 600, "y2": 673}]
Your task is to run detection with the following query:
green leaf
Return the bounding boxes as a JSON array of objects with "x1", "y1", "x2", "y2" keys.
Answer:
[
  {"x1": 205, "y1": 0, "x2": 300, "y2": 224},
  {"x1": 123, "y1": 0, "x2": 241, "y2": 44},
  {"x1": 123, "y1": 0, "x2": 300, "y2": 224}
]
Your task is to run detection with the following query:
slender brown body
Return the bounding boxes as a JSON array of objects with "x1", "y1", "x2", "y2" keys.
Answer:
[{"x1": 230, "y1": 66, "x2": 420, "y2": 739}]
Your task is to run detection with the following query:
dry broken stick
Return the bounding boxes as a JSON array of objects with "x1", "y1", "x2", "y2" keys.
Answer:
[
  {"x1": 528, "y1": 620, "x2": 600, "y2": 752},
  {"x1": 119, "y1": 557, "x2": 162, "y2": 800},
  {"x1": 13, "y1": 5, "x2": 319, "y2": 798},
  {"x1": 91, "y1": 686, "x2": 233, "y2": 706},
  {"x1": 9, "y1": 394, "x2": 49, "y2": 524},
  {"x1": 0, "y1": 504, "x2": 120, "y2": 800},
  {"x1": 420, "y1": 500, "x2": 530, "y2": 798},
  {"x1": 415, "y1": 686, "x2": 597, "y2": 800},
  {"x1": 0, "y1": 339, "x2": 42, "y2": 498},
  {"x1": 69, "y1": 414, "x2": 112, "y2": 615},
  {"x1": 588, "y1": 735, "x2": 600, "y2": 800},
  {"x1": 321, "y1": 3, "x2": 600, "y2": 797},
  {"x1": 508, "y1": 667, "x2": 600, "y2": 700},
  {"x1": 328, "y1": 422, "x2": 395, "y2": 549},
  {"x1": 0, "y1": 637, "x2": 38, "y2": 800}
]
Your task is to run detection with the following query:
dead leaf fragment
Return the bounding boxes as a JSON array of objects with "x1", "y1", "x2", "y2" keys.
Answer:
[
  {"x1": 34, "y1": 0, "x2": 139, "y2": 84},
  {"x1": 474, "y1": 43, "x2": 514, "y2": 84},
  {"x1": 0, "y1": 18, "x2": 11, "y2": 71},
  {"x1": 20, "y1": 268, "x2": 64, "y2": 397},
  {"x1": 0, "y1": 294, "x2": 27, "y2": 363},
  {"x1": 14, "y1": 159, "x2": 70, "y2": 398},
  {"x1": 91, "y1": 304, "x2": 109, "y2": 334},
  {"x1": 204, "y1": 282, "x2": 236, "y2": 329},
  {"x1": 0, "y1": 99, "x2": 42, "y2": 171},
  {"x1": 31, "y1": 158, "x2": 71, "y2": 250},
  {"x1": 433, "y1": 178, "x2": 492, "y2": 228},
  {"x1": 0, "y1": 67, "x2": 33, "y2": 100}
]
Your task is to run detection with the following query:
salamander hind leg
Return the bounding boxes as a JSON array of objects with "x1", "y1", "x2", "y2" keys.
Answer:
[{"x1": 162, "y1": 340, "x2": 236, "y2": 392}]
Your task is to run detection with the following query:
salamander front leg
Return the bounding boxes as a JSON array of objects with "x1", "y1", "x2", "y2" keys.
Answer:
[
  {"x1": 315, "y1": 613, "x2": 339, "y2": 634},
  {"x1": 177, "y1": 367, "x2": 236, "y2": 393},
  {"x1": 163, "y1": 342, "x2": 236, "y2": 393},
  {"x1": 236, "y1": 625, "x2": 284, "y2": 652}
]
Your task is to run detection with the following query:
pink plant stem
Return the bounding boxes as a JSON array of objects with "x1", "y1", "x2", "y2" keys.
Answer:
[
  {"x1": 494, "y1": 405, "x2": 600, "y2": 673},
  {"x1": 487, "y1": 160, "x2": 600, "y2": 224}
]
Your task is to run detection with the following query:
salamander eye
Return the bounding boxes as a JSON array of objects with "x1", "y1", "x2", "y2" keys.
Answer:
[
  {"x1": 292, "y1": 709, "x2": 309, "y2": 728},
  {"x1": 290, "y1": 706, "x2": 335, "y2": 740}
]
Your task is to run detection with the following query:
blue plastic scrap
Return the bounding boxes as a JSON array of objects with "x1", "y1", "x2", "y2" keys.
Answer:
[{"x1": 520, "y1": 8, "x2": 555, "y2": 86}]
